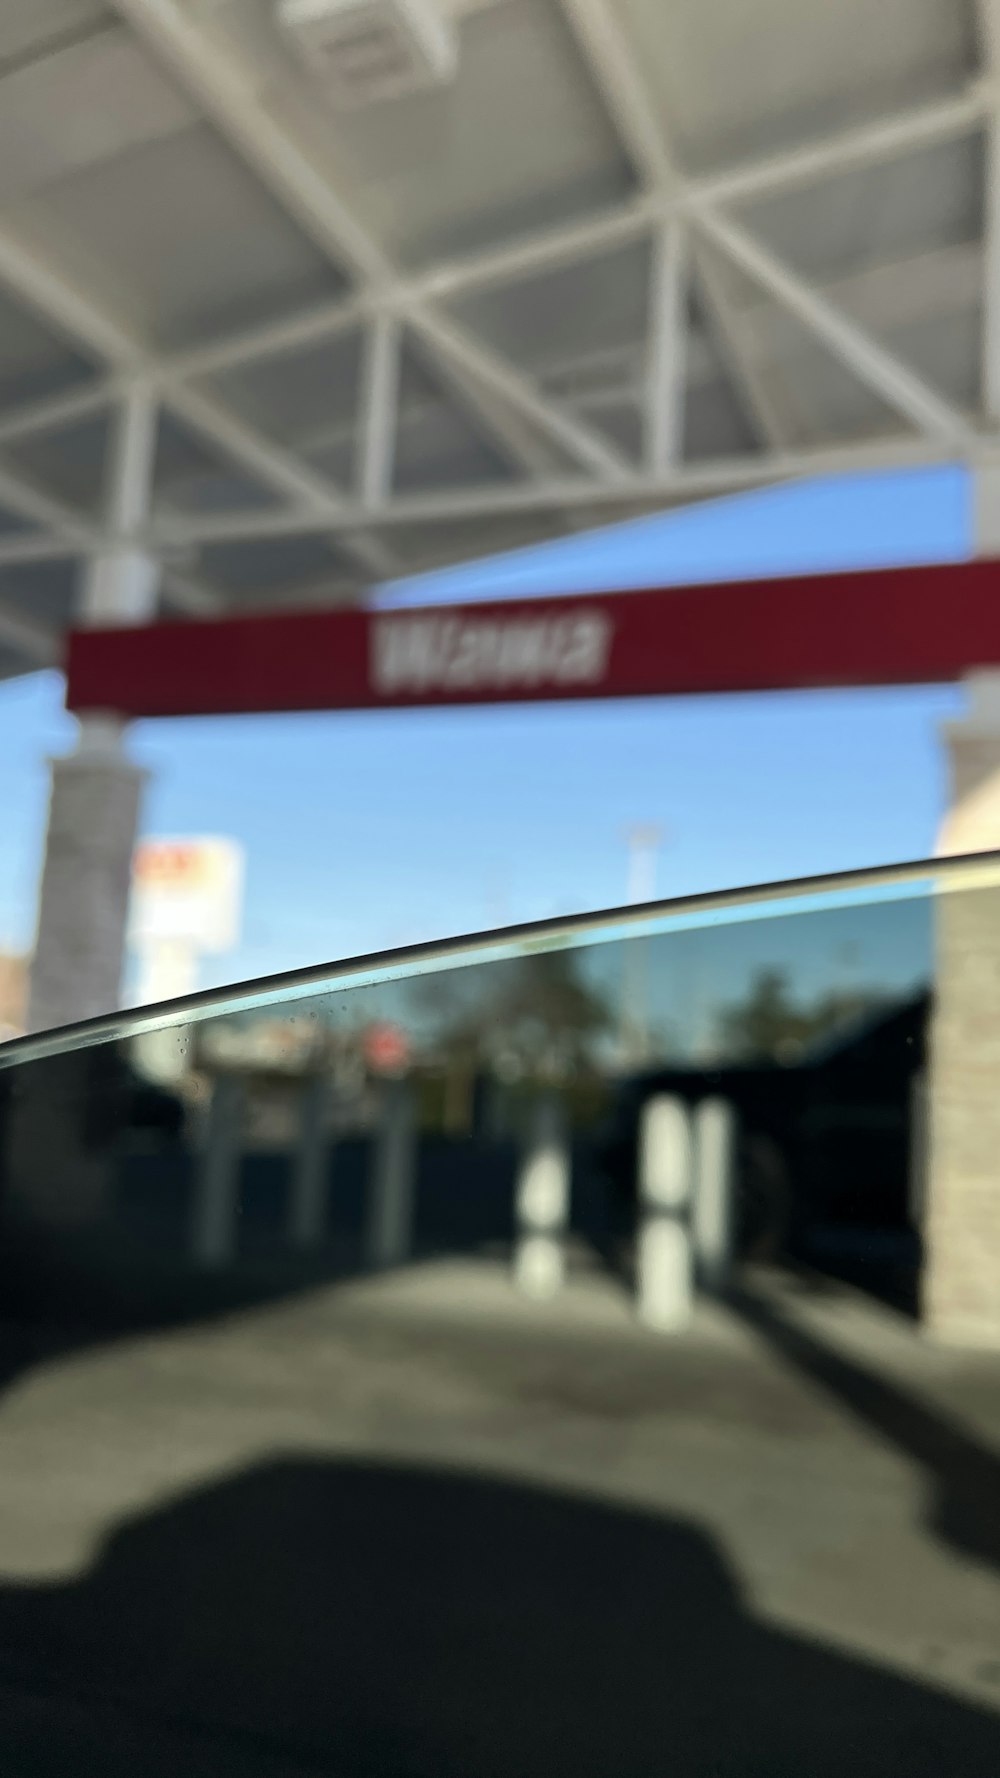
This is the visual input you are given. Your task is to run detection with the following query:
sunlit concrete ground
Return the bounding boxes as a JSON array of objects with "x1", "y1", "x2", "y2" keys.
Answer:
[{"x1": 0, "y1": 1257, "x2": 997, "y2": 1774}]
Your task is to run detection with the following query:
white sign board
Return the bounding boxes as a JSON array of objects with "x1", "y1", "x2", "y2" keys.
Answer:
[{"x1": 129, "y1": 837, "x2": 244, "y2": 954}]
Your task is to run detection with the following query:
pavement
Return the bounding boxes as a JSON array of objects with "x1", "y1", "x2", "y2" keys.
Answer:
[{"x1": 0, "y1": 1257, "x2": 996, "y2": 1775}]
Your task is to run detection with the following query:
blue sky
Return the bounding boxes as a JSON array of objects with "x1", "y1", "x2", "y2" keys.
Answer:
[{"x1": 0, "y1": 461, "x2": 972, "y2": 994}]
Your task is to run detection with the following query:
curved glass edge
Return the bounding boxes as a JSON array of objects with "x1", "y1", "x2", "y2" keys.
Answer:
[{"x1": 2, "y1": 849, "x2": 999, "y2": 1073}]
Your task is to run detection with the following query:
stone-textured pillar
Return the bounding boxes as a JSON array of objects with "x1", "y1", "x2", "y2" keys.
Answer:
[
  {"x1": 936, "y1": 672, "x2": 1000, "y2": 857},
  {"x1": 27, "y1": 716, "x2": 145, "y2": 1033},
  {"x1": 924, "y1": 673, "x2": 1000, "y2": 1344},
  {"x1": 923, "y1": 875, "x2": 1000, "y2": 1345},
  {"x1": 26, "y1": 389, "x2": 159, "y2": 1034}
]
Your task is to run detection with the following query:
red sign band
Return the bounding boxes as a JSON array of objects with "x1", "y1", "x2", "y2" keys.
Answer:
[{"x1": 65, "y1": 559, "x2": 1000, "y2": 719}]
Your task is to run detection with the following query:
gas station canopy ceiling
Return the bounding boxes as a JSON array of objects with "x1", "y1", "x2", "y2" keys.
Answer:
[{"x1": 0, "y1": 0, "x2": 991, "y2": 679}]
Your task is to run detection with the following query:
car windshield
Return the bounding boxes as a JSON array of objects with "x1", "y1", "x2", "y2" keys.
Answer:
[{"x1": 0, "y1": 853, "x2": 998, "y2": 1775}]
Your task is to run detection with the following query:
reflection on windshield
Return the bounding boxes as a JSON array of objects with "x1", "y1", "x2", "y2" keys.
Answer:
[{"x1": 0, "y1": 859, "x2": 996, "y2": 1774}]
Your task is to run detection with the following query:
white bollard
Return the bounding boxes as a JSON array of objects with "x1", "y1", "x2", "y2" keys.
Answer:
[
  {"x1": 365, "y1": 1077, "x2": 416, "y2": 1270},
  {"x1": 288, "y1": 1073, "x2": 330, "y2": 1248},
  {"x1": 513, "y1": 1095, "x2": 570, "y2": 1299},
  {"x1": 192, "y1": 1072, "x2": 245, "y2": 1269},
  {"x1": 636, "y1": 1094, "x2": 693, "y2": 1330},
  {"x1": 692, "y1": 1097, "x2": 735, "y2": 1293}
]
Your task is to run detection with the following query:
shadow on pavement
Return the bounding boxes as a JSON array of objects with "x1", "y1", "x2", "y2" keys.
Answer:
[
  {"x1": 0, "y1": 1455, "x2": 996, "y2": 1778},
  {"x1": 732, "y1": 1282, "x2": 1000, "y2": 1575}
]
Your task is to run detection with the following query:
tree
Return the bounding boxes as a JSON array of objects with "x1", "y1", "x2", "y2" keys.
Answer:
[
  {"x1": 410, "y1": 947, "x2": 609, "y2": 1083},
  {"x1": 490, "y1": 946, "x2": 610, "y2": 1081},
  {"x1": 715, "y1": 968, "x2": 879, "y2": 1063}
]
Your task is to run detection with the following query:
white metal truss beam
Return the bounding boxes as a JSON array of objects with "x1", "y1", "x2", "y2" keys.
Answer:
[
  {"x1": 0, "y1": 382, "x2": 119, "y2": 450},
  {"x1": 4, "y1": 224, "x2": 962, "y2": 542},
  {"x1": 645, "y1": 221, "x2": 687, "y2": 470},
  {"x1": 0, "y1": 76, "x2": 986, "y2": 447},
  {"x1": 0, "y1": 464, "x2": 99, "y2": 549},
  {"x1": 109, "y1": 0, "x2": 633, "y2": 483},
  {"x1": 357, "y1": 314, "x2": 401, "y2": 508},
  {"x1": 163, "y1": 393, "x2": 399, "y2": 581},
  {"x1": 160, "y1": 566, "x2": 227, "y2": 617},
  {"x1": 559, "y1": 0, "x2": 795, "y2": 450},
  {"x1": 0, "y1": 535, "x2": 82, "y2": 566},
  {"x1": 409, "y1": 308, "x2": 627, "y2": 479},
  {"x1": 0, "y1": 81, "x2": 986, "y2": 457},
  {"x1": 106, "y1": 386, "x2": 158, "y2": 539},
  {"x1": 0, "y1": 44, "x2": 987, "y2": 602},
  {"x1": 412, "y1": 85, "x2": 992, "y2": 309},
  {"x1": 0, "y1": 538, "x2": 227, "y2": 622},
  {"x1": 558, "y1": 0, "x2": 969, "y2": 454},
  {"x1": 700, "y1": 85, "x2": 991, "y2": 211},
  {"x1": 0, "y1": 222, "x2": 397, "y2": 582},
  {"x1": 171, "y1": 297, "x2": 565, "y2": 481},
  {"x1": 165, "y1": 297, "x2": 367, "y2": 387},
  {"x1": 0, "y1": 229, "x2": 146, "y2": 369},
  {"x1": 0, "y1": 465, "x2": 94, "y2": 666},
  {"x1": 166, "y1": 384, "x2": 396, "y2": 579},
  {"x1": 558, "y1": 0, "x2": 670, "y2": 186},
  {"x1": 0, "y1": 599, "x2": 59, "y2": 664},
  {"x1": 0, "y1": 460, "x2": 95, "y2": 669},
  {"x1": 437, "y1": 377, "x2": 567, "y2": 478},
  {"x1": 148, "y1": 434, "x2": 951, "y2": 548},
  {"x1": 696, "y1": 209, "x2": 975, "y2": 444},
  {"x1": 110, "y1": 0, "x2": 387, "y2": 284},
  {"x1": 686, "y1": 242, "x2": 796, "y2": 449},
  {"x1": 80, "y1": 384, "x2": 161, "y2": 626}
]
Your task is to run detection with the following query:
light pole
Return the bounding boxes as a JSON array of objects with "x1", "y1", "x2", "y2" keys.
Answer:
[
  {"x1": 625, "y1": 824, "x2": 664, "y2": 907},
  {"x1": 622, "y1": 825, "x2": 664, "y2": 1068}
]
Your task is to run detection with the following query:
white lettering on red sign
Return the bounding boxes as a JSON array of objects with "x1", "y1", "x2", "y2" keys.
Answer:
[{"x1": 370, "y1": 610, "x2": 613, "y2": 696}]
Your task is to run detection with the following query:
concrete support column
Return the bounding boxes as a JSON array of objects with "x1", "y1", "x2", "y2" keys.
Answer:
[
  {"x1": 27, "y1": 389, "x2": 160, "y2": 1034},
  {"x1": 925, "y1": 673, "x2": 1000, "y2": 1344},
  {"x1": 936, "y1": 671, "x2": 1000, "y2": 857},
  {"x1": 27, "y1": 716, "x2": 146, "y2": 1033},
  {"x1": 80, "y1": 387, "x2": 160, "y2": 629}
]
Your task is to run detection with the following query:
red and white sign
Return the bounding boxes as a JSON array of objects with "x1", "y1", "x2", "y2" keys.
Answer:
[
  {"x1": 363, "y1": 1021, "x2": 411, "y2": 1075},
  {"x1": 64, "y1": 560, "x2": 1000, "y2": 721},
  {"x1": 370, "y1": 608, "x2": 612, "y2": 696},
  {"x1": 129, "y1": 837, "x2": 244, "y2": 952}
]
